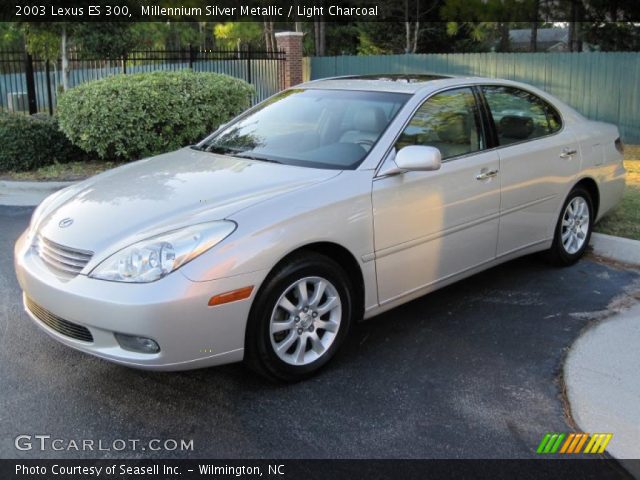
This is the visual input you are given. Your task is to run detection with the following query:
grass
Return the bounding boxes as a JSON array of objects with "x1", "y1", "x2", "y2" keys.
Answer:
[
  {"x1": 0, "y1": 160, "x2": 121, "y2": 182},
  {"x1": 594, "y1": 145, "x2": 640, "y2": 240}
]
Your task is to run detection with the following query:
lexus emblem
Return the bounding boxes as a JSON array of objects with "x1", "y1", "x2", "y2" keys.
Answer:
[{"x1": 58, "y1": 218, "x2": 74, "y2": 228}]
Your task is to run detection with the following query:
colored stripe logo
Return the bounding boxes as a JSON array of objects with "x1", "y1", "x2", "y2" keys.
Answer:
[{"x1": 537, "y1": 433, "x2": 612, "y2": 454}]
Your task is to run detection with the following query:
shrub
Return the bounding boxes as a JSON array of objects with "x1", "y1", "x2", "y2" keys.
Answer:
[
  {"x1": 57, "y1": 70, "x2": 255, "y2": 160},
  {"x1": 0, "y1": 113, "x2": 87, "y2": 172}
]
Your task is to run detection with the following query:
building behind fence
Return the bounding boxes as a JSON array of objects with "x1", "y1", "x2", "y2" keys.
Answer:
[
  {"x1": 0, "y1": 47, "x2": 286, "y2": 115},
  {"x1": 308, "y1": 52, "x2": 640, "y2": 144}
]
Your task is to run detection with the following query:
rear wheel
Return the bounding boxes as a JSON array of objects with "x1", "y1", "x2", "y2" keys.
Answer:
[
  {"x1": 546, "y1": 187, "x2": 593, "y2": 266},
  {"x1": 245, "y1": 252, "x2": 353, "y2": 382}
]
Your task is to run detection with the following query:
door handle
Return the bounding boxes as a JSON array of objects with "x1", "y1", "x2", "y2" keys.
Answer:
[
  {"x1": 559, "y1": 148, "x2": 578, "y2": 159},
  {"x1": 476, "y1": 169, "x2": 499, "y2": 180}
]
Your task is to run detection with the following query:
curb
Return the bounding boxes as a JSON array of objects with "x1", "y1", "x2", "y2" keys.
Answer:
[
  {"x1": 590, "y1": 233, "x2": 640, "y2": 266},
  {"x1": 0, "y1": 180, "x2": 76, "y2": 207},
  {"x1": 564, "y1": 303, "x2": 640, "y2": 468}
]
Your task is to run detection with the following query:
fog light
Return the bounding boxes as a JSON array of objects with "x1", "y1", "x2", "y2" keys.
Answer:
[{"x1": 114, "y1": 333, "x2": 160, "y2": 354}]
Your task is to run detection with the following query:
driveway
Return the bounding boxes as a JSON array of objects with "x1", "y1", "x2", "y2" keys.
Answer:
[{"x1": 1, "y1": 206, "x2": 638, "y2": 463}]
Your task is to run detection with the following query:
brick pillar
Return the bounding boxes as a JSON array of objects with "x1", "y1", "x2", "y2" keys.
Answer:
[{"x1": 275, "y1": 31, "x2": 304, "y2": 89}]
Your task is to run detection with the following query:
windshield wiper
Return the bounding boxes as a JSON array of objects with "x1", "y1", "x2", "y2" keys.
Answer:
[
  {"x1": 198, "y1": 146, "x2": 282, "y2": 164},
  {"x1": 231, "y1": 152, "x2": 282, "y2": 164}
]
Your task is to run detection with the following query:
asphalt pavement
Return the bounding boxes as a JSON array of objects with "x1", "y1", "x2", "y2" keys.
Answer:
[{"x1": 1, "y1": 206, "x2": 638, "y2": 466}]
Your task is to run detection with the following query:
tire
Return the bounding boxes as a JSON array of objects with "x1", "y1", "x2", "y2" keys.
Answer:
[
  {"x1": 244, "y1": 252, "x2": 353, "y2": 382},
  {"x1": 545, "y1": 186, "x2": 594, "y2": 266}
]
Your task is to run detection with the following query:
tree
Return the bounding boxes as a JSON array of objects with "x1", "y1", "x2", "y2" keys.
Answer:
[
  {"x1": 214, "y1": 22, "x2": 262, "y2": 51},
  {"x1": 263, "y1": 20, "x2": 275, "y2": 51},
  {"x1": 20, "y1": 23, "x2": 71, "y2": 89},
  {"x1": 73, "y1": 23, "x2": 140, "y2": 59},
  {"x1": 0, "y1": 22, "x2": 24, "y2": 50},
  {"x1": 530, "y1": 0, "x2": 540, "y2": 51},
  {"x1": 314, "y1": 16, "x2": 326, "y2": 56}
]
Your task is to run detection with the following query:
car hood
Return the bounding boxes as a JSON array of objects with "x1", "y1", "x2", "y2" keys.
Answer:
[{"x1": 36, "y1": 148, "x2": 341, "y2": 255}]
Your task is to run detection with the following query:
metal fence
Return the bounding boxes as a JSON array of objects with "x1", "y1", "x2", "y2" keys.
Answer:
[
  {"x1": 309, "y1": 52, "x2": 640, "y2": 144},
  {"x1": 0, "y1": 47, "x2": 286, "y2": 115}
]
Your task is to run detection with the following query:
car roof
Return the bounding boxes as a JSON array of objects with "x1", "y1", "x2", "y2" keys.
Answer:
[
  {"x1": 300, "y1": 74, "x2": 507, "y2": 94},
  {"x1": 298, "y1": 74, "x2": 585, "y2": 134}
]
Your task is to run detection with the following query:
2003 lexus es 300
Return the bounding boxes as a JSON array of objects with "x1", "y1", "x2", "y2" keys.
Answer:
[{"x1": 15, "y1": 75, "x2": 625, "y2": 381}]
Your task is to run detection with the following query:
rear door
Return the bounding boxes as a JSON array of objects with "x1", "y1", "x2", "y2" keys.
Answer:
[{"x1": 480, "y1": 85, "x2": 580, "y2": 256}]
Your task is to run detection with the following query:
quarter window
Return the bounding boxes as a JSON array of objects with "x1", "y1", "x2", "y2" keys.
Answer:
[
  {"x1": 395, "y1": 88, "x2": 483, "y2": 160},
  {"x1": 481, "y1": 86, "x2": 562, "y2": 146}
]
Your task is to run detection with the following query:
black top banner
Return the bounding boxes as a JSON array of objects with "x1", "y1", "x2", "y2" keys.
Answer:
[{"x1": 3, "y1": 0, "x2": 640, "y2": 22}]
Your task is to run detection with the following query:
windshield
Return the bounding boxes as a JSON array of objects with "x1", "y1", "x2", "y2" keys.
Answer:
[{"x1": 198, "y1": 89, "x2": 410, "y2": 170}]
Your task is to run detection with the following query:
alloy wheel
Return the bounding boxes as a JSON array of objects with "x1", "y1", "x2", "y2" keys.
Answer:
[
  {"x1": 561, "y1": 196, "x2": 590, "y2": 255},
  {"x1": 269, "y1": 276, "x2": 342, "y2": 366}
]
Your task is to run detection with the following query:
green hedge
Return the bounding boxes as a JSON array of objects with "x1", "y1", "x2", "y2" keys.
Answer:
[
  {"x1": 57, "y1": 70, "x2": 255, "y2": 160},
  {"x1": 0, "y1": 113, "x2": 86, "y2": 172}
]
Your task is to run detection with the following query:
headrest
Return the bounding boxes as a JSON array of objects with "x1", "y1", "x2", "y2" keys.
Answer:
[
  {"x1": 437, "y1": 113, "x2": 470, "y2": 144},
  {"x1": 499, "y1": 115, "x2": 534, "y2": 140},
  {"x1": 353, "y1": 107, "x2": 387, "y2": 133}
]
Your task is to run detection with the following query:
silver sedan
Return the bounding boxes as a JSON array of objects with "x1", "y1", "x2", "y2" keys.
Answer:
[{"x1": 15, "y1": 75, "x2": 626, "y2": 381}]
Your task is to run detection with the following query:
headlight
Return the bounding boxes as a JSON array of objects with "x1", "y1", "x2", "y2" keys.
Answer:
[{"x1": 89, "y1": 221, "x2": 236, "y2": 283}]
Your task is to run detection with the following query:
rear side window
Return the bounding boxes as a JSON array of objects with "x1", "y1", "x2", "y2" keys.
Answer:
[{"x1": 481, "y1": 86, "x2": 562, "y2": 146}]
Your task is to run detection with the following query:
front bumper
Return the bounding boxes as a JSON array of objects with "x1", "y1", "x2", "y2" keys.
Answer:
[{"x1": 14, "y1": 230, "x2": 266, "y2": 371}]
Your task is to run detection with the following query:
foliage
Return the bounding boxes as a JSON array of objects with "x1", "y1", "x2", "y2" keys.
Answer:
[
  {"x1": 214, "y1": 22, "x2": 263, "y2": 49},
  {"x1": 0, "y1": 113, "x2": 86, "y2": 172},
  {"x1": 21, "y1": 23, "x2": 64, "y2": 61},
  {"x1": 56, "y1": 70, "x2": 254, "y2": 160},
  {"x1": 582, "y1": 23, "x2": 640, "y2": 51},
  {"x1": 595, "y1": 153, "x2": 640, "y2": 240},
  {"x1": 0, "y1": 22, "x2": 24, "y2": 51},
  {"x1": 73, "y1": 23, "x2": 140, "y2": 59},
  {"x1": 357, "y1": 31, "x2": 393, "y2": 55}
]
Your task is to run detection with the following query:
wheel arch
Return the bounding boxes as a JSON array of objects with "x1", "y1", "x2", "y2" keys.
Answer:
[
  {"x1": 573, "y1": 177, "x2": 600, "y2": 218},
  {"x1": 258, "y1": 242, "x2": 366, "y2": 321}
]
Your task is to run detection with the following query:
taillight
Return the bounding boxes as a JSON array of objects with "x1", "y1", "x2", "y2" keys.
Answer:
[{"x1": 615, "y1": 137, "x2": 624, "y2": 154}]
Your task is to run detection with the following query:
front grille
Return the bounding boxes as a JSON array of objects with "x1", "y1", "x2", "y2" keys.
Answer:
[
  {"x1": 35, "y1": 235, "x2": 93, "y2": 277},
  {"x1": 25, "y1": 297, "x2": 94, "y2": 342}
]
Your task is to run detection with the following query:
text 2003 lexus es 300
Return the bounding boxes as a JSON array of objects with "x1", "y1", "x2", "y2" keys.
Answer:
[{"x1": 15, "y1": 75, "x2": 625, "y2": 381}]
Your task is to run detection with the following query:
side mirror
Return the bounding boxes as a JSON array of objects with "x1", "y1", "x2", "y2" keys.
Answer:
[{"x1": 395, "y1": 145, "x2": 442, "y2": 172}]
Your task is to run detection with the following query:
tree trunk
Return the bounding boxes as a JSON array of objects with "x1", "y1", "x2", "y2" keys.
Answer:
[
  {"x1": 530, "y1": 0, "x2": 539, "y2": 52},
  {"x1": 319, "y1": 20, "x2": 325, "y2": 56},
  {"x1": 264, "y1": 20, "x2": 272, "y2": 51},
  {"x1": 404, "y1": 0, "x2": 410, "y2": 53},
  {"x1": 61, "y1": 26, "x2": 69, "y2": 91},
  {"x1": 568, "y1": 0, "x2": 583, "y2": 52},
  {"x1": 314, "y1": 20, "x2": 326, "y2": 56},
  {"x1": 411, "y1": 0, "x2": 419, "y2": 53},
  {"x1": 498, "y1": 22, "x2": 510, "y2": 52}
]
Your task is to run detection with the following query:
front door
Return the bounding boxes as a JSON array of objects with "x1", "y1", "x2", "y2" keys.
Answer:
[{"x1": 373, "y1": 87, "x2": 501, "y2": 304}]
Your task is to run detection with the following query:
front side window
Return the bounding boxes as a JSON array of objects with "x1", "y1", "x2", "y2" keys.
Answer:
[
  {"x1": 395, "y1": 87, "x2": 483, "y2": 160},
  {"x1": 481, "y1": 86, "x2": 562, "y2": 146},
  {"x1": 199, "y1": 89, "x2": 409, "y2": 170}
]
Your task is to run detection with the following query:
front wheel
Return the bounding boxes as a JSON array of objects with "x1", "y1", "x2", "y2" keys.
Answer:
[
  {"x1": 244, "y1": 252, "x2": 353, "y2": 382},
  {"x1": 545, "y1": 187, "x2": 594, "y2": 266}
]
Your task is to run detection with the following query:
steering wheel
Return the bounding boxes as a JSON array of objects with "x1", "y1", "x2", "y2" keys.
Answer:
[{"x1": 356, "y1": 139, "x2": 374, "y2": 149}]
